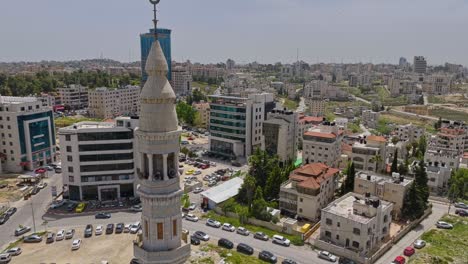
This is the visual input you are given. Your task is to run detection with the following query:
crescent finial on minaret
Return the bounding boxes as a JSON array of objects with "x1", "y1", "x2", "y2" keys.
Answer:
[{"x1": 149, "y1": 0, "x2": 161, "y2": 40}]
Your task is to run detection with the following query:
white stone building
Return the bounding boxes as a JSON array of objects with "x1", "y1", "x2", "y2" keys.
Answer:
[
  {"x1": 395, "y1": 124, "x2": 425, "y2": 143},
  {"x1": 279, "y1": 163, "x2": 339, "y2": 221},
  {"x1": 302, "y1": 123, "x2": 343, "y2": 168},
  {"x1": 361, "y1": 110, "x2": 380, "y2": 129},
  {"x1": 351, "y1": 135, "x2": 387, "y2": 172},
  {"x1": 88, "y1": 86, "x2": 141, "y2": 119},
  {"x1": 57, "y1": 84, "x2": 89, "y2": 110},
  {"x1": 0, "y1": 96, "x2": 57, "y2": 173},
  {"x1": 192, "y1": 101, "x2": 210, "y2": 129},
  {"x1": 413, "y1": 56, "x2": 427, "y2": 74}
]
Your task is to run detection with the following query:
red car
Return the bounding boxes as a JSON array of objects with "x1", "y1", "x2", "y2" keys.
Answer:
[
  {"x1": 188, "y1": 137, "x2": 194, "y2": 141},
  {"x1": 200, "y1": 164, "x2": 209, "y2": 170},
  {"x1": 403, "y1": 246, "x2": 415, "y2": 256},
  {"x1": 394, "y1": 256, "x2": 406, "y2": 264}
]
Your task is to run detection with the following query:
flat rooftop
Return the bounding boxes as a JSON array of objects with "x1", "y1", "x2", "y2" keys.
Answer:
[
  {"x1": 63, "y1": 121, "x2": 116, "y2": 130},
  {"x1": 356, "y1": 171, "x2": 412, "y2": 187}
]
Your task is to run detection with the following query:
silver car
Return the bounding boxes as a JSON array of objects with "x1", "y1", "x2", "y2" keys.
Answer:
[
  {"x1": 318, "y1": 251, "x2": 337, "y2": 262},
  {"x1": 414, "y1": 239, "x2": 426, "y2": 249}
]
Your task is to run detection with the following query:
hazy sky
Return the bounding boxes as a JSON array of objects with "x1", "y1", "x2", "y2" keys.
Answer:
[{"x1": 1, "y1": 0, "x2": 467, "y2": 66}]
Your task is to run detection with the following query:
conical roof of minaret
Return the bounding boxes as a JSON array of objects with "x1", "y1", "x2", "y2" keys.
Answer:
[{"x1": 139, "y1": 39, "x2": 179, "y2": 133}]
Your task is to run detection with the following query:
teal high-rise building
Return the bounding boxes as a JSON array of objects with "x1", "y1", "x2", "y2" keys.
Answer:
[{"x1": 140, "y1": 28, "x2": 172, "y2": 82}]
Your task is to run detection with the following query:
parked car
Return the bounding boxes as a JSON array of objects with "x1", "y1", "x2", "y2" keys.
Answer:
[
  {"x1": 236, "y1": 227, "x2": 250, "y2": 236},
  {"x1": 95, "y1": 212, "x2": 111, "y2": 219},
  {"x1": 254, "y1": 232, "x2": 269, "y2": 241},
  {"x1": 71, "y1": 239, "x2": 82, "y2": 250},
  {"x1": 75, "y1": 203, "x2": 86, "y2": 213},
  {"x1": 116, "y1": 223, "x2": 124, "y2": 233},
  {"x1": 46, "y1": 232, "x2": 55, "y2": 243},
  {"x1": 54, "y1": 166, "x2": 62, "y2": 173},
  {"x1": 185, "y1": 214, "x2": 199, "y2": 222},
  {"x1": 56, "y1": 230, "x2": 65, "y2": 241},
  {"x1": 188, "y1": 203, "x2": 197, "y2": 211},
  {"x1": 282, "y1": 260, "x2": 297, "y2": 264},
  {"x1": 222, "y1": 223, "x2": 235, "y2": 232},
  {"x1": 436, "y1": 221, "x2": 453, "y2": 229},
  {"x1": 318, "y1": 251, "x2": 337, "y2": 262},
  {"x1": 272, "y1": 235, "x2": 290, "y2": 246},
  {"x1": 338, "y1": 258, "x2": 356, "y2": 264},
  {"x1": 413, "y1": 239, "x2": 426, "y2": 249},
  {"x1": 0, "y1": 215, "x2": 8, "y2": 225},
  {"x1": 218, "y1": 238, "x2": 234, "y2": 249},
  {"x1": 455, "y1": 209, "x2": 468, "y2": 216},
  {"x1": 66, "y1": 203, "x2": 77, "y2": 211},
  {"x1": 236, "y1": 243, "x2": 254, "y2": 255},
  {"x1": 65, "y1": 229, "x2": 75, "y2": 239},
  {"x1": 124, "y1": 224, "x2": 131, "y2": 233},
  {"x1": 106, "y1": 224, "x2": 115, "y2": 234},
  {"x1": 190, "y1": 235, "x2": 201, "y2": 245},
  {"x1": 208, "y1": 181, "x2": 217, "y2": 187},
  {"x1": 454, "y1": 202, "x2": 468, "y2": 209},
  {"x1": 0, "y1": 253, "x2": 11, "y2": 263},
  {"x1": 393, "y1": 256, "x2": 406, "y2": 264},
  {"x1": 5, "y1": 207, "x2": 17, "y2": 217},
  {"x1": 38, "y1": 182, "x2": 48, "y2": 189},
  {"x1": 131, "y1": 204, "x2": 142, "y2": 212},
  {"x1": 258, "y1": 250, "x2": 277, "y2": 263},
  {"x1": 6, "y1": 247, "x2": 22, "y2": 256},
  {"x1": 84, "y1": 224, "x2": 93, "y2": 238},
  {"x1": 130, "y1": 222, "x2": 141, "y2": 234},
  {"x1": 14, "y1": 226, "x2": 31, "y2": 236},
  {"x1": 403, "y1": 246, "x2": 415, "y2": 257},
  {"x1": 50, "y1": 200, "x2": 66, "y2": 209},
  {"x1": 24, "y1": 234, "x2": 43, "y2": 243},
  {"x1": 193, "y1": 187, "x2": 203, "y2": 194},
  {"x1": 206, "y1": 219, "x2": 221, "y2": 228},
  {"x1": 95, "y1": 225, "x2": 103, "y2": 236},
  {"x1": 193, "y1": 231, "x2": 209, "y2": 241}
]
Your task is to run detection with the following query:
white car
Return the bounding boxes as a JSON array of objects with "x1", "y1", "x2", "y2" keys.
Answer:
[
  {"x1": 193, "y1": 187, "x2": 203, "y2": 193},
  {"x1": 193, "y1": 170, "x2": 202, "y2": 175},
  {"x1": 6, "y1": 247, "x2": 22, "y2": 256},
  {"x1": 37, "y1": 182, "x2": 47, "y2": 189},
  {"x1": 414, "y1": 239, "x2": 426, "y2": 249},
  {"x1": 188, "y1": 203, "x2": 197, "y2": 211},
  {"x1": 210, "y1": 162, "x2": 217, "y2": 167},
  {"x1": 71, "y1": 239, "x2": 81, "y2": 250},
  {"x1": 272, "y1": 235, "x2": 290, "y2": 246},
  {"x1": 222, "y1": 223, "x2": 235, "y2": 232},
  {"x1": 0, "y1": 253, "x2": 11, "y2": 263},
  {"x1": 436, "y1": 221, "x2": 453, "y2": 229},
  {"x1": 185, "y1": 214, "x2": 199, "y2": 222},
  {"x1": 318, "y1": 251, "x2": 337, "y2": 262},
  {"x1": 95, "y1": 225, "x2": 103, "y2": 235},
  {"x1": 56, "y1": 230, "x2": 65, "y2": 241},
  {"x1": 206, "y1": 218, "x2": 221, "y2": 228},
  {"x1": 236, "y1": 227, "x2": 250, "y2": 236},
  {"x1": 124, "y1": 224, "x2": 131, "y2": 233},
  {"x1": 130, "y1": 222, "x2": 141, "y2": 234},
  {"x1": 65, "y1": 229, "x2": 75, "y2": 239}
]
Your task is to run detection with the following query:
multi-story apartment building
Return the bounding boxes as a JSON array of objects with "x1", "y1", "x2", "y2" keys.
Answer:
[
  {"x1": 423, "y1": 74, "x2": 453, "y2": 95},
  {"x1": 279, "y1": 163, "x2": 339, "y2": 221},
  {"x1": 424, "y1": 148, "x2": 459, "y2": 193},
  {"x1": 208, "y1": 93, "x2": 273, "y2": 159},
  {"x1": 171, "y1": 66, "x2": 192, "y2": 96},
  {"x1": 361, "y1": 110, "x2": 380, "y2": 129},
  {"x1": 57, "y1": 84, "x2": 89, "y2": 110},
  {"x1": 0, "y1": 96, "x2": 57, "y2": 173},
  {"x1": 59, "y1": 117, "x2": 138, "y2": 201},
  {"x1": 262, "y1": 109, "x2": 298, "y2": 162},
  {"x1": 351, "y1": 135, "x2": 387, "y2": 172},
  {"x1": 297, "y1": 114, "x2": 323, "y2": 149},
  {"x1": 37, "y1": 93, "x2": 56, "y2": 108},
  {"x1": 304, "y1": 80, "x2": 327, "y2": 116},
  {"x1": 354, "y1": 171, "x2": 412, "y2": 219},
  {"x1": 388, "y1": 78, "x2": 418, "y2": 97},
  {"x1": 319, "y1": 193, "x2": 393, "y2": 258},
  {"x1": 303, "y1": 123, "x2": 343, "y2": 167},
  {"x1": 88, "y1": 86, "x2": 140, "y2": 119},
  {"x1": 192, "y1": 101, "x2": 210, "y2": 129},
  {"x1": 395, "y1": 124, "x2": 425, "y2": 143},
  {"x1": 413, "y1": 56, "x2": 427, "y2": 74},
  {"x1": 435, "y1": 126, "x2": 467, "y2": 155},
  {"x1": 190, "y1": 64, "x2": 226, "y2": 80}
]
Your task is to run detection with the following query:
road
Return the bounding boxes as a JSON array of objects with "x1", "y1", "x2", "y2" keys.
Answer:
[
  {"x1": 388, "y1": 109, "x2": 439, "y2": 121},
  {"x1": 0, "y1": 172, "x2": 63, "y2": 248},
  {"x1": 375, "y1": 201, "x2": 449, "y2": 264},
  {"x1": 352, "y1": 95, "x2": 371, "y2": 105},
  {"x1": 297, "y1": 97, "x2": 306, "y2": 113}
]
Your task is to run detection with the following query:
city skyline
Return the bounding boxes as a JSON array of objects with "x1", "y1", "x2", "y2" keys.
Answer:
[{"x1": 0, "y1": 0, "x2": 467, "y2": 66}]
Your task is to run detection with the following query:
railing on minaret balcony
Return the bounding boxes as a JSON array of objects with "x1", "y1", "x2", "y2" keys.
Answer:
[{"x1": 137, "y1": 152, "x2": 179, "y2": 182}]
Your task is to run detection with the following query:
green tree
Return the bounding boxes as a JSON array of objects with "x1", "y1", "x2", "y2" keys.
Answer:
[
  {"x1": 398, "y1": 163, "x2": 408, "y2": 176},
  {"x1": 417, "y1": 135, "x2": 427, "y2": 158},
  {"x1": 235, "y1": 205, "x2": 249, "y2": 225},
  {"x1": 181, "y1": 193, "x2": 190, "y2": 209},
  {"x1": 391, "y1": 149, "x2": 399, "y2": 174},
  {"x1": 176, "y1": 101, "x2": 197, "y2": 126},
  {"x1": 391, "y1": 136, "x2": 400, "y2": 145},
  {"x1": 237, "y1": 175, "x2": 256, "y2": 208},
  {"x1": 401, "y1": 182, "x2": 425, "y2": 220},
  {"x1": 180, "y1": 147, "x2": 190, "y2": 158},
  {"x1": 448, "y1": 168, "x2": 468, "y2": 201},
  {"x1": 221, "y1": 198, "x2": 237, "y2": 215},
  {"x1": 264, "y1": 165, "x2": 283, "y2": 200},
  {"x1": 414, "y1": 160, "x2": 429, "y2": 206},
  {"x1": 341, "y1": 162, "x2": 356, "y2": 195},
  {"x1": 369, "y1": 155, "x2": 383, "y2": 172},
  {"x1": 248, "y1": 148, "x2": 276, "y2": 188},
  {"x1": 251, "y1": 187, "x2": 271, "y2": 221}
]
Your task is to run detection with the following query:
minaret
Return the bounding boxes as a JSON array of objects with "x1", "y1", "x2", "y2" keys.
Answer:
[{"x1": 133, "y1": 1, "x2": 191, "y2": 263}]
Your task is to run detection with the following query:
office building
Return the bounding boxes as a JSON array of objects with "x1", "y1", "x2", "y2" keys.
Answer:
[
  {"x1": 140, "y1": 28, "x2": 172, "y2": 82},
  {"x1": 302, "y1": 123, "x2": 343, "y2": 167},
  {"x1": 208, "y1": 93, "x2": 273, "y2": 159},
  {"x1": 58, "y1": 117, "x2": 138, "y2": 201},
  {"x1": 88, "y1": 86, "x2": 141, "y2": 119},
  {"x1": 171, "y1": 66, "x2": 192, "y2": 96},
  {"x1": 262, "y1": 109, "x2": 298, "y2": 162},
  {"x1": 0, "y1": 96, "x2": 57, "y2": 173},
  {"x1": 318, "y1": 193, "x2": 393, "y2": 258},
  {"x1": 354, "y1": 171, "x2": 412, "y2": 219},
  {"x1": 226, "y1": 59, "x2": 235, "y2": 70},
  {"x1": 57, "y1": 85, "x2": 89, "y2": 110},
  {"x1": 413, "y1": 56, "x2": 427, "y2": 74},
  {"x1": 279, "y1": 163, "x2": 339, "y2": 221}
]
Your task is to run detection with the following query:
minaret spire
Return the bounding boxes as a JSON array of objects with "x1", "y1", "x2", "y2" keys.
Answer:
[{"x1": 149, "y1": 0, "x2": 160, "y2": 40}]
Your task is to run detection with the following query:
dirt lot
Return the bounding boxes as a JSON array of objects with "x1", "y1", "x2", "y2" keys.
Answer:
[{"x1": 0, "y1": 175, "x2": 24, "y2": 204}]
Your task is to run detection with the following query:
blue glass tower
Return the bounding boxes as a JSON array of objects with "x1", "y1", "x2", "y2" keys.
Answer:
[{"x1": 140, "y1": 28, "x2": 172, "y2": 82}]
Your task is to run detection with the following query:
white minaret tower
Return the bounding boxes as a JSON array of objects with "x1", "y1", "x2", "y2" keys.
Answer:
[{"x1": 133, "y1": 1, "x2": 190, "y2": 263}]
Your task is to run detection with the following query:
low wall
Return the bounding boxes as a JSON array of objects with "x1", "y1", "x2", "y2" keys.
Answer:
[{"x1": 315, "y1": 240, "x2": 366, "y2": 264}]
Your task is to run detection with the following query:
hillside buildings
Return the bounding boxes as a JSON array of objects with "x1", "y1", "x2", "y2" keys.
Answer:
[
  {"x1": 262, "y1": 109, "x2": 298, "y2": 162},
  {"x1": 279, "y1": 163, "x2": 339, "y2": 221},
  {"x1": 395, "y1": 124, "x2": 425, "y2": 143},
  {"x1": 58, "y1": 117, "x2": 138, "y2": 201},
  {"x1": 0, "y1": 96, "x2": 57, "y2": 173},
  {"x1": 57, "y1": 85, "x2": 89, "y2": 110},
  {"x1": 302, "y1": 122, "x2": 343, "y2": 167},
  {"x1": 304, "y1": 80, "x2": 326, "y2": 116},
  {"x1": 88, "y1": 86, "x2": 140, "y2": 119}
]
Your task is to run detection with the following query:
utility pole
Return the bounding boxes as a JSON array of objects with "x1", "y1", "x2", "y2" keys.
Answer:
[{"x1": 30, "y1": 200, "x2": 36, "y2": 233}]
